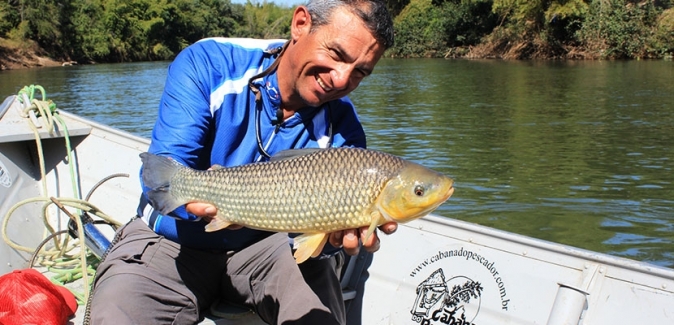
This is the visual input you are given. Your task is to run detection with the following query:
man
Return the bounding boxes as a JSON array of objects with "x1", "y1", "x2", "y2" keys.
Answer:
[{"x1": 88, "y1": 0, "x2": 395, "y2": 324}]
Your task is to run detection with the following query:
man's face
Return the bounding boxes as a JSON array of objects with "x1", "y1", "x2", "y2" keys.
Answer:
[{"x1": 280, "y1": 6, "x2": 386, "y2": 110}]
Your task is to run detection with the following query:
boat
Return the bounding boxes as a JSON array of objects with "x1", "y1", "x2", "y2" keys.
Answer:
[{"x1": 1, "y1": 87, "x2": 673, "y2": 325}]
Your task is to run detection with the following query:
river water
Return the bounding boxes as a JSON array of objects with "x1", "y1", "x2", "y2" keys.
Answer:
[{"x1": 1, "y1": 59, "x2": 673, "y2": 268}]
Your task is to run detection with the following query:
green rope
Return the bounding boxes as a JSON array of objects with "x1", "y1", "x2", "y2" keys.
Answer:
[
  {"x1": 1, "y1": 85, "x2": 122, "y2": 305},
  {"x1": 17, "y1": 85, "x2": 82, "y2": 203}
]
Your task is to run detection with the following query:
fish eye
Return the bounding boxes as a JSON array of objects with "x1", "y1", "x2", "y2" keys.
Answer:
[{"x1": 414, "y1": 185, "x2": 425, "y2": 196}]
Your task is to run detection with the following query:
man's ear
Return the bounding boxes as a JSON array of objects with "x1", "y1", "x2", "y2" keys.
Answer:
[{"x1": 291, "y1": 6, "x2": 312, "y2": 41}]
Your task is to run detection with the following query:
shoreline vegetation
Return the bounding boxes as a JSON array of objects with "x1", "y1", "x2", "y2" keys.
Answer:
[{"x1": 1, "y1": 0, "x2": 673, "y2": 70}]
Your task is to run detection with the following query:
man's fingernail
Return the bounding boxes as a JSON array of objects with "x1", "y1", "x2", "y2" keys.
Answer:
[
  {"x1": 345, "y1": 232, "x2": 357, "y2": 240},
  {"x1": 205, "y1": 206, "x2": 216, "y2": 214}
]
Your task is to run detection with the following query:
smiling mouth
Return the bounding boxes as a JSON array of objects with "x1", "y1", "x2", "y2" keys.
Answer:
[{"x1": 316, "y1": 75, "x2": 332, "y2": 92}]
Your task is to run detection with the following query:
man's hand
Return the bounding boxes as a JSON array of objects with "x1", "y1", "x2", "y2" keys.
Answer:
[
  {"x1": 328, "y1": 222, "x2": 398, "y2": 256},
  {"x1": 185, "y1": 202, "x2": 243, "y2": 230}
]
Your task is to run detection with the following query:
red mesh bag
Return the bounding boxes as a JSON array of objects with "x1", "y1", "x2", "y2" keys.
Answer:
[{"x1": 0, "y1": 268, "x2": 78, "y2": 325}]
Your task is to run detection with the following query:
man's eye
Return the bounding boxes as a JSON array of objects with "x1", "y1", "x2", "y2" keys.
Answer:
[{"x1": 329, "y1": 49, "x2": 342, "y2": 61}]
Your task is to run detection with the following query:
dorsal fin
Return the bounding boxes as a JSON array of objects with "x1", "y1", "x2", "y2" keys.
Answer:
[{"x1": 270, "y1": 148, "x2": 324, "y2": 162}]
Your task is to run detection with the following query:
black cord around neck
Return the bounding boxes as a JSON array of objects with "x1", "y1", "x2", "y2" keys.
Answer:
[{"x1": 250, "y1": 41, "x2": 290, "y2": 159}]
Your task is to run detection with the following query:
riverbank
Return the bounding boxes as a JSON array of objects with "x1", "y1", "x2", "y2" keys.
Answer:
[{"x1": 0, "y1": 39, "x2": 65, "y2": 70}]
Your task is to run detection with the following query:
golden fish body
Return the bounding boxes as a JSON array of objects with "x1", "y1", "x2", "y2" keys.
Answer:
[{"x1": 140, "y1": 147, "x2": 454, "y2": 263}]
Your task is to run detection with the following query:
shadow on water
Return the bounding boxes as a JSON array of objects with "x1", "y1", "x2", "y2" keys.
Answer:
[{"x1": 2, "y1": 58, "x2": 673, "y2": 268}]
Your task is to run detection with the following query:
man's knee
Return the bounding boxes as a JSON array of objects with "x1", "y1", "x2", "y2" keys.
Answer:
[{"x1": 90, "y1": 273, "x2": 198, "y2": 324}]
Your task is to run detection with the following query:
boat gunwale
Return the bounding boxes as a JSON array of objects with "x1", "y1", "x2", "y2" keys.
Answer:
[{"x1": 416, "y1": 214, "x2": 674, "y2": 280}]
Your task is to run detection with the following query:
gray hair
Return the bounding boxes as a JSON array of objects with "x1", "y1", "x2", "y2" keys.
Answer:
[{"x1": 306, "y1": 0, "x2": 394, "y2": 49}]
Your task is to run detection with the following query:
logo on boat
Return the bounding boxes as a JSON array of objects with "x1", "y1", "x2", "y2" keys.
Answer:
[
  {"x1": 0, "y1": 159, "x2": 11, "y2": 188},
  {"x1": 406, "y1": 247, "x2": 510, "y2": 325}
]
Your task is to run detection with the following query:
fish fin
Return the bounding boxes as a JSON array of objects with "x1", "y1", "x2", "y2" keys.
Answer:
[
  {"x1": 204, "y1": 218, "x2": 233, "y2": 232},
  {"x1": 210, "y1": 164, "x2": 225, "y2": 170},
  {"x1": 364, "y1": 212, "x2": 381, "y2": 243},
  {"x1": 270, "y1": 148, "x2": 324, "y2": 161},
  {"x1": 293, "y1": 233, "x2": 329, "y2": 264},
  {"x1": 139, "y1": 153, "x2": 187, "y2": 215}
]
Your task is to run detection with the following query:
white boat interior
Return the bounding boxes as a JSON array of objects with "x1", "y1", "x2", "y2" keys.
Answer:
[{"x1": 1, "y1": 91, "x2": 673, "y2": 324}]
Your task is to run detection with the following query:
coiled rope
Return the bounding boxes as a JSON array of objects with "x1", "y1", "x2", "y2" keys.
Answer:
[{"x1": 0, "y1": 85, "x2": 123, "y2": 304}]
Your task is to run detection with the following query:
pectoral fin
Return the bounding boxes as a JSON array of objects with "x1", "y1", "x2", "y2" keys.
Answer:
[
  {"x1": 204, "y1": 218, "x2": 233, "y2": 232},
  {"x1": 293, "y1": 233, "x2": 329, "y2": 264}
]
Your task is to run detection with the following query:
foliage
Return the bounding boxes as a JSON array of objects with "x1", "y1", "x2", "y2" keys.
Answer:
[
  {"x1": 0, "y1": 1, "x2": 19, "y2": 38},
  {"x1": 455, "y1": 0, "x2": 671, "y2": 59},
  {"x1": 577, "y1": 0, "x2": 664, "y2": 59},
  {"x1": 485, "y1": 0, "x2": 589, "y2": 58},
  {"x1": 0, "y1": 0, "x2": 291, "y2": 63},
  {"x1": 391, "y1": 0, "x2": 497, "y2": 57},
  {"x1": 492, "y1": 0, "x2": 545, "y2": 26},
  {"x1": 439, "y1": 0, "x2": 498, "y2": 47},
  {"x1": 61, "y1": 0, "x2": 107, "y2": 60},
  {"x1": 544, "y1": 0, "x2": 588, "y2": 42},
  {"x1": 386, "y1": 0, "x2": 412, "y2": 16},
  {"x1": 0, "y1": 0, "x2": 673, "y2": 61},
  {"x1": 391, "y1": 0, "x2": 447, "y2": 57},
  {"x1": 233, "y1": 1, "x2": 293, "y2": 39},
  {"x1": 650, "y1": 8, "x2": 674, "y2": 57}
]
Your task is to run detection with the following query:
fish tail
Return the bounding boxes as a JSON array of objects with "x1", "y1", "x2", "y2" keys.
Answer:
[{"x1": 139, "y1": 152, "x2": 187, "y2": 215}]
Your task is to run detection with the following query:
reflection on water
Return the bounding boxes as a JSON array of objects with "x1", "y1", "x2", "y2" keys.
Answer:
[
  {"x1": 1, "y1": 59, "x2": 673, "y2": 268},
  {"x1": 0, "y1": 62, "x2": 168, "y2": 134}
]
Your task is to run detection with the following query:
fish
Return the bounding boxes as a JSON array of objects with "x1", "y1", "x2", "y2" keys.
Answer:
[{"x1": 140, "y1": 147, "x2": 454, "y2": 263}]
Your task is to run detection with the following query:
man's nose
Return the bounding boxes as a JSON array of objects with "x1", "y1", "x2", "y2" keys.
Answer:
[{"x1": 330, "y1": 64, "x2": 353, "y2": 90}]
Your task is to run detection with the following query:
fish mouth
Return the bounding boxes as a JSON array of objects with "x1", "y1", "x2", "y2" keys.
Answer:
[{"x1": 444, "y1": 186, "x2": 455, "y2": 201}]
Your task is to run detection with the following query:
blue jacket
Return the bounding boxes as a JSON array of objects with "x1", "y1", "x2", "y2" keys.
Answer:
[{"x1": 139, "y1": 38, "x2": 367, "y2": 252}]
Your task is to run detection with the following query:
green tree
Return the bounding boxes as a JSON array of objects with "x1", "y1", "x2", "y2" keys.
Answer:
[
  {"x1": 437, "y1": 0, "x2": 498, "y2": 47},
  {"x1": 577, "y1": 0, "x2": 661, "y2": 59},
  {"x1": 386, "y1": 0, "x2": 411, "y2": 16},
  {"x1": 650, "y1": 7, "x2": 674, "y2": 57},
  {"x1": 391, "y1": 0, "x2": 497, "y2": 57},
  {"x1": 0, "y1": 1, "x2": 20, "y2": 37},
  {"x1": 487, "y1": 0, "x2": 588, "y2": 58},
  {"x1": 2, "y1": 0, "x2": 673, "y2": 62},
  {"x1": 234, "y1": 1, "x2": 292, "y2": 38},
  {"x1": 391, "y1": 0, "x2": 447, "y2": 57},
  {"x1": 62, "y1": 0, "x2": 110, "y2": 61},
  {"x1": 9, "y1": 0, "x2": 63, "y2": 53},
  {"x1": 145, "y1": 0, "x2": 242, "y2": 60}
]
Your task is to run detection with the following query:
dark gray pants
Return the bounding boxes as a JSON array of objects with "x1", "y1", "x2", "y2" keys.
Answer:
[{"x1": 89, "y1": 218, "x2": 345, "y2": 325}]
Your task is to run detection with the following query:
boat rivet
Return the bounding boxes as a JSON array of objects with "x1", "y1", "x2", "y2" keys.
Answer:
[
  {"x1": 599, "y1": 267, "x2": 605, "y2": 273},
  {"x1": 522, "y1": 251, "x2": 528, "y2": 256},
  {"x1": 469, "y1": 238, "x2": 473, "y2": 243},
  {"x1": 662, "y1": 284, "x2": 667, "y2": 289}
]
